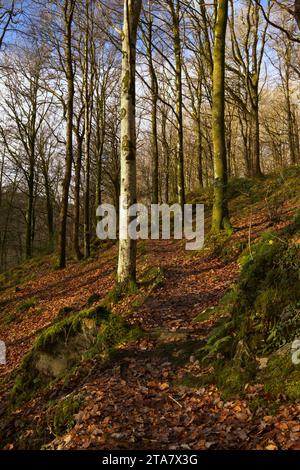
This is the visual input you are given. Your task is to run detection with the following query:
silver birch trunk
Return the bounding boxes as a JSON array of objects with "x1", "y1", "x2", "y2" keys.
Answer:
[{"x1": 117, "y1": 0, "x2": 142, "y2": 284}]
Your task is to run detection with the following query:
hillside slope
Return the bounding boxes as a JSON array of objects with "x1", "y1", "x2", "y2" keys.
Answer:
[{"x1": 1, "y1": 170, "x2": 300, "y2": 450}]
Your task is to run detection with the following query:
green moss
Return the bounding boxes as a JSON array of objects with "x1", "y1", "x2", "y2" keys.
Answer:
[
  {"x1": 155, "y1": 339, "x2": 203, "y2": 367},
  {"x1": 199, "y1": 213, "x2": 300, "y2": 399},
  {"x1": 214, "y1": 360, "x2": 257, "y2": 400},
  {"x1": 226, "y1": 177, "x2": 254, "y2": 200},
  {"x1": 122, "y1": 70, "x2": 130, "y2": 94},
  {"x1": 137, "y1": 240, "x2": 148, "y2": 258},
  {"x1": 175, "y1": 374, "x2": 206, "y2": 389},
  {"x1": 105, "y1": 279, "x2": 138, "y2": 305},
  {"x1": 2, "y1": 393, "x2": 83, "y2": 449},
  {"x1": 259, "y1": 345, "x2": 300, "y2": 401},
  {"x1": 96, "y1": 314, "x2": 143, "y2": 354},
  {"x1": 56, "y1": 306, "x2": 74, "y2": 321},
  {"x1": 2, "y1": 297, "x2": 39, "y2": 325},
  {"x1": 10, "y1": 305, "x2": 110, "y2": 405},
  {"x1": 176, "y1": 358, "x2": 257, "y2": 401},
  {"x1": 51, "y1": 397, "x2": 82, "y2": 436},
  {"x1": 34, "y1": 305, "x2": 109, "y2": 351},
  {"x1": 128, "y1": 267, "x2": 165, "y2": 311},
  {"x1": 248, "y1": 396, "x2": 280, "y2": 416},
  {"x1": 104, "y1": 267, "x2": 164, "y2": 308},
  {"x1": 3, "y1": 312, "x2": 19, "y2": 324},
  {"x1": 139, "y1": 266, "x2": 163, "y2": 285},
  {"x1": 280, "y1": 165, "x2": 300, "y2": 179},
  {"x1": 131, "y1": 295, "x2": 147, "y2": 309},
  {"x1": 199, "y1": 231, "x2": 232, "y2": 258},
  {"x1": 17, "y1": 297, "x2": 38, "y2": 313},
  {"x1": 194, "y1": 306, "x2": 216, "y2": 323},
  {"x1": 207, "y1": 230, "x2": 300, "y2": 358},
  {"x1": 0, "y1": 257, "x2": 53, "y2": 290},
  {"x1": 220, "y1": 243, "x2": 241, "y2": 261},
  {"x1": 10, "y1": 302, "x2": 144, "y2": 407},
  {"x1": 283, "y1": 209, "x2": 300, "y2": 237},
  {"x1": 87, "y1": 293, "x2": 101, "y2": 306}
]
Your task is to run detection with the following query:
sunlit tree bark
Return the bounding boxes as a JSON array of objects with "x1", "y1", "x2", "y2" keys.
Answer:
[
  {"x1": 117, "y1": 0, "x2": 142, "y2": 284},
  {"x1": 211, "y1": 0, "x2": 232, "y2": 234}
]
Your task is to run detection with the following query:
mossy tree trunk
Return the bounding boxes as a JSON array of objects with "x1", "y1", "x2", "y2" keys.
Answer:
[
  {"x1": 161, "y1": 105, "x2": 170, "y2": 203},
  {"x1": 142, "y1": 6, "x2": 159, "y2": 204},
  {"x1": 149, "y1": 18, "x2": 159, "y2": 205},
  {"x1": 83, "y1": 0, "x2": 94, "y2": 259},
  {"x1": 93, "y1": 54, "x2": 107, "y2": 212},
  {"x1": 58, "y1": 0, "x2": 76, "y2": 269},
  {"x1": 168, "y1": 0, "x2": 185, "y2": 210},
  {"x1": 117, "y1": 0, "x2": 142, "y2": 285},
  {"x1": 185, "y1": 61, "x2": 204, "y2": 189},
  {"x1": 249, "y1": 86, "x2": 261, "y2": 177},
  {"x1": 211, "y1": 0, "x2": 232, "y2": 234},
  {"x1": 248, "y1": 4, "x2": 263, "y2": 178},
  {"x1": 23, "y1": 74, "x2": 39, "y2": 259},
  {"x1": 294, "y1": 3, "x2": 300, "y2": 162},
  {"x1": 285, "y1": 68, "x2": 297, "y2": 165},
  {"x1": 39, "y1": 145, "x2": 55, "y2": 250},
  {"x1": 73, "y1": 116, "x2": 84, "y2": 261}
]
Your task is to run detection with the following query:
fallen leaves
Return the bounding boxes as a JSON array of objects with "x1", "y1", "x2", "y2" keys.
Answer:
[
  {"x1": 0, "y1": 247, "x2": 117, "y2": 376},
  {"x1": 2, "y1": 224, "x2": 300, "y2": 450}
]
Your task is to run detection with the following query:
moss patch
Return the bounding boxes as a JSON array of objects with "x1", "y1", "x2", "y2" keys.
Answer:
[
  {"x1": 204, "y1": 225, "x2": 300, "y2": 361},
  {"x1": 105, "y1": 279, "x2": 138, "y2": 305},
  {"x1": 195, "y1": 212, "x2": 300, "y2": 399},
  {"x1": 50, "y1": 397, "x2": 82, "y2": 436},
  {"x1": 11, "y1": 304, "x2": 143, "y2": 406},
  {"x1": 17, "y1": 297, "x2": 38, "y2": 313},
  {"x1": 259, "y1": 344, "x2": 300, "y2": 401}
]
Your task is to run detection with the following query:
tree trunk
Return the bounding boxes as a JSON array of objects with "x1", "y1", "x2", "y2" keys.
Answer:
[
  {"x1": 144, "y1": 11, "x2": 159, "y2": 204},
  {"x1": 161, "y1": 109, "x2": 169, "y2": 203},
  {"x1": 211, "y1": 0, "x2": 232, "y2": 234},
  {"x1": 293, "y1": 106, "x2": 300, "y2": 162},
  {"x1": 25, "y1": 157, "x2": 34, "y2": 258},
  {"x1": 248, "y1": 68, "x2": 262, "y2": 177},
  {"x1": 249, "y1": 94, "x2": 262, "y2": 177},
  {"x1": 43, "y1": 168, "x2": 55, "y2": 248},
  {"x1": 285, "y1": 72, "x2": 297, "y2": 164},
  {"x1": 95, "y1": 90, "x2": 105, "y2": 210},
  {"x1": 73, "y1": 129, "x2": 83, "y2": 261},
  {"x1": 151, "y1": 81, "x2": 159, "y2": 204},
  {"x1": 83, "y1": 0, "x2": 93, "y2": 259},
  {"x1": 196, "y1": 117, "x2": 203, "y2": 188},
  {"x1": 117, "y1": 0, "x2": 142, "y2": 284},
  {"x1": 0, "y1": 151, "x2": 4, "y2": 208},
  {"x1": 170, "y1": 0, "x2": 185, "y2": 210},
  {"x1": 58, "y1": 0, "x2": 75, "y2": 269}
]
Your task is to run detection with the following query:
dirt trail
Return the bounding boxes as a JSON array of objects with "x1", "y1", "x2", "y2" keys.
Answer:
[
  {"x1": 47, "y1": 219, "x2": 300, "y2": 450},
  {"x1": 46, "y1": 238, "x2": 261, "y2": 450},
  {"x1": 132, "y1": 239, "x2": 237, "y2": 332}
]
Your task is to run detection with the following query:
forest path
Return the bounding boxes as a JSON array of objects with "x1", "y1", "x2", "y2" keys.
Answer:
[
  {"x1": 46, "y1": 237, "x2": 252, "y2": 450},
  {"x1": 131, "y1": 238, "x2": 237, "y2": 332},
  {"x1": 49, "y1": 227, "x2": 291, "y2": 451},
  {"x1": 2, "y1": 209, "x2": 298, "y2": 450}
]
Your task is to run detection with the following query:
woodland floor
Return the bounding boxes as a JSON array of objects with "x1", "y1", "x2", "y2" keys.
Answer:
[{"x1": 1, "y1": 198, "x2": 300, "y2": 450}]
